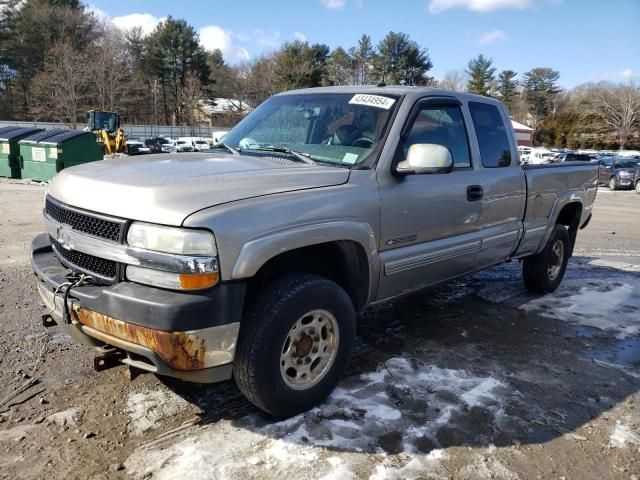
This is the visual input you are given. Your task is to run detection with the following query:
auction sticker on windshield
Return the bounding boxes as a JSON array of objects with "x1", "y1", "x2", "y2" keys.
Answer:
[{"x1": 349, "y1": 94, "x2": 396, "y2": 110}]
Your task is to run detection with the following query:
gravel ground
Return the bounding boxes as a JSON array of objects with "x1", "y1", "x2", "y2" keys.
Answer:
[{"x1": 0, "y1": 178, "x2": 638, "y2": 480}]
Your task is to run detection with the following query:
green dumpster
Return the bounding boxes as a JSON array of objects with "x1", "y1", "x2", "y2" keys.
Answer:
[
  {"x1": 19, "y1": 129, "x2": 103, "y2": 182},
  {"x1": 0, "y1": 127, "x2": 43, "y2": 178}
]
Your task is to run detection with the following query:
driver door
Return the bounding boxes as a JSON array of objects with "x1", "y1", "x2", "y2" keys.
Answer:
[{"x1": 377, "y1": 99, "x2": 484, "y2": 300}]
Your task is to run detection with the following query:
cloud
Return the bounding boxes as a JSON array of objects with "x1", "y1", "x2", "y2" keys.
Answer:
[
  {"x1": 475, "y1": 29, "x2": 506, "y2": 46},
  {"x1": 199, "y1": 25, "x2": 250, "y2": 63},
  {"x1": 293, "y1": 32, "x2": 308, "y2": 42},
  {"x1": 112, "y1": 13, "x2": 164, "y2": 35},
  {"x1": 428, "y1": 0, "x2": 537, "y2": 14},
  {"x1": 86, "y1": 4, "x2": 109, "y2": 22},
  {"x1": 619, "y1": 68, "x2": 634, "y2": 79},
  {"x1": 321, "y1": 0, "x2": 347, "y2": 9},
  {"x1": 253, "y1": 29, "x2": 281, "y2": 48}
]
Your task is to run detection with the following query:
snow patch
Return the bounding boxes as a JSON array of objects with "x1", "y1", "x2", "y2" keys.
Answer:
[
  {"x1": 126, "y1": 357, "x2": 506, "y2": 479},
  {"x1": 369, "y1": 450, "x2": 448, "y2": 480},
  {"x1": 126, "y1": 389, "x2": 190, "y2": 436},
  {"x1": 521, "y1": 279, "x2": 640, "y2": 338},
  {"x1": 610, "y1": 420, "x2": 640, "y2": 448},
  {"x1": 319, "y1": 457, "x2": 358, "y2": 480},
  {"x1": 458, "y1": 455, "x2": 520, "y2": 480}
]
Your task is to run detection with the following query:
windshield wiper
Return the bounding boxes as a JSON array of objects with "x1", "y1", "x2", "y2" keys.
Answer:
[
  {"x1": 211, "y1": 143, "x2": 240, "y2": 155},
  {"x1": 253, "y1": 145, "x2": 316, "y2": 165}
]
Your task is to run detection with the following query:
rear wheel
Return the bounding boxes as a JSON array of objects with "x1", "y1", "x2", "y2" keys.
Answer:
[
  {"x1": 522, "y1": 224, "x2": 570, "y2": 294},
  {"x1": 233, "y1": 274, "x2": 355, "y2": 418},
  {"x1": 609, "y1": 177, "x2": 618, "y2": 190},
  {"x1": 635, "y1": 181, "x2": 640, "y2": 195}
]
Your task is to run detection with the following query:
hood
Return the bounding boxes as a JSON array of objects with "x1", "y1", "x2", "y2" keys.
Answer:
[{"x1": 48, "y1": 153, "x2": 350, "y2": 225}]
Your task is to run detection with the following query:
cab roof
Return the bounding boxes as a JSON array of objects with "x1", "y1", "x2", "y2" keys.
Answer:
[{"x1": 277, "y1": 85, "x2": 503, "y2": 106}]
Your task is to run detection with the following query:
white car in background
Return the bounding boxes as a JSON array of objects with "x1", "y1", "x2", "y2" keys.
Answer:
[
  {"x1": 211, "y1": 130, "x2": 229, "y2": 145},
  {"x1": 528, "y1": 148, "x2": 557, "y2": 165},
  {"x1": 518, "y1": 146, "x2": 532, "y2": 163}
]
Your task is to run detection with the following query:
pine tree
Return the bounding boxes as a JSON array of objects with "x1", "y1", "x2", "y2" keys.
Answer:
[
  {"x1": 373, "y1": 32, "x2": 433, "y2": 86},
  {"x1": 522, "y1": 67, "x2": 561, "y2": 125},
  {"x1": 354, "y1": 34, "x2": 373, "y2": 85},
  {"x1": 497, "y1": 70, "x2": 518, "y2": 110},
  {"x1": 466, "y1": 54, "x2": 496, "y2": 96},
  {"x1": 326, "y1": 47, "x2": 354, "y2": 86}
]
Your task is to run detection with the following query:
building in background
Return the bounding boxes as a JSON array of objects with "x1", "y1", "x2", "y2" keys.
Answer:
[{"x1": 512, "y1": 119, "x2": 534, "y2": 147}]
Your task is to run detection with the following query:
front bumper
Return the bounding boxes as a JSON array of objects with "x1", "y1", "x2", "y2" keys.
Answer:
[{"x1": 32, "y1": 233, "x2": 246, "y2": 383}]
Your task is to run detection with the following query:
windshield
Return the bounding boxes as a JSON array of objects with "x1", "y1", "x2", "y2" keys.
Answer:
[
  {"x1": 223, "y1": 93, "x2": 399, "y2": 166},
  {"x1": 614, "y1": 158, "x2": 640, "y2": 168}
]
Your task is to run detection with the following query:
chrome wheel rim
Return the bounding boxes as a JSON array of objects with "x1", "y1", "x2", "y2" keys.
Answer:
[
  {"x1": 280, "y1": 309, "x2": 340, "y2": 390},
  {"x1": 636, "y1": 182, "x2": 640, "y2": 194},
  {"x1": 548, "y1": 239, "x2": 564, "y2": 282}
]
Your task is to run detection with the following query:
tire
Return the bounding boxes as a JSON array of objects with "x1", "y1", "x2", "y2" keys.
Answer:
[
  {"x1": 609, "y1": 177, "x2": 618, "y2": 190},
  {"x1": 522, "y1": 224, "x2": 570, "y2": 294},
  {"x1": 635, "y1": 181, "x2": 640, "y2": 195},
  {"x1": 233, "y1": 274, "x2": 356, "y2": 418}
]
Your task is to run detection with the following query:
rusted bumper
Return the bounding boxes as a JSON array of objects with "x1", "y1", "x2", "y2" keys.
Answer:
[{"x1": 32, "y1": 234, "x2": 243, "y2": 383}]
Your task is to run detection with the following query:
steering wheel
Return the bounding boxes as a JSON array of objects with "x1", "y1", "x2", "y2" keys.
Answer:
[{"x1": 351, "y1": 137, "x2": 375, "y2": 148}]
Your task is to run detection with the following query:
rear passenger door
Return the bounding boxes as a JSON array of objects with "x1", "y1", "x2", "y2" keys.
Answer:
[{"x1": 467, "y1": 101, "x2": 526, "y2": 269}]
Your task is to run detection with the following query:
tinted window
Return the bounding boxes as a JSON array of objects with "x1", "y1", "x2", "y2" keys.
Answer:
[
  {"x1": 468, "y1": 102, "x2": 512, "y2": 168},
  {"x1": 401, "y1": 105, "x2": 471, "y2": 168}
]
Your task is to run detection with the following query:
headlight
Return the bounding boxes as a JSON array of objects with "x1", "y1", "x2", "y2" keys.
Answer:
[
  {"x1": 127, "y1": 222, "x2": 217, "y2": 256},
  {"x1": 619, "y1": 171, "x2": 631, "y2": 177},
  {"x1": 126, "y1": 265, "x2": 219, "y2": 290}
]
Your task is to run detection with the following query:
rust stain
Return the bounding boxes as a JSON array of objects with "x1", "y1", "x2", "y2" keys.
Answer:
[{"x1": 71, "y1": 307, "x2": 206, "y2": 370}]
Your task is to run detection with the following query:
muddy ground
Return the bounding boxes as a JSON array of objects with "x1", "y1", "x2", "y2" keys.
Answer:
[{"x1": 0, "y1": 179, "x2": 638, "y2": 480}]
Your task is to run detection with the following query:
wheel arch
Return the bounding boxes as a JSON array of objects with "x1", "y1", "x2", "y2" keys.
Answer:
[{"x1": 231, "y1": 221, "x2": 379, "y2": 311}]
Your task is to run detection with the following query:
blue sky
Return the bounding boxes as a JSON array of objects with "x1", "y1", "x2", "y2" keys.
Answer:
[{"x1": 89, "y1": 0, "x2": 640, "y2": 88}]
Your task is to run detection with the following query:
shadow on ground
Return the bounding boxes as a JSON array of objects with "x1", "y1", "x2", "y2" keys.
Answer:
[{"x1": 160, "y1": 256, "x2": 640, "y2": 456}]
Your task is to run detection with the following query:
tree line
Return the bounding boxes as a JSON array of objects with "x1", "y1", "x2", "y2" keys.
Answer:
[{"x1": 0, "y1": 0, "x2": 638, "y2": 148}]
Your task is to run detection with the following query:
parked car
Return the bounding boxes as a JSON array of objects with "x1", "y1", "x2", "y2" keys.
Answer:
[
  {"x1": 517, "y1": 146, "x2": 532, "y2": 163},
  {"x1": 193, "y1": 140, "x2": 211, "y2": 151},
  {"x1": 32, "y1": 86, "x2": 597, "y2": 418},
  {"x1": 598, "y1": 156, "x2": 640, "y2": 190},
  {"x1": 126, "y1": 140, "x2": 151, "y2": 155},
  {"x1": 144, "y1": 137, "x2": 175, "y2": 153},
  {"x1": 528, "y1": 148, "x2": 557, "y2": 165},
  {"x1": 211, "y1": 130, "x2": 229, "y2": 145},
  {"x1": 173, "y1": 140, "x2": 194, "y2": 152},
  {"x1": 555, "y1": 152, "x2": 592, "y2": 163}
]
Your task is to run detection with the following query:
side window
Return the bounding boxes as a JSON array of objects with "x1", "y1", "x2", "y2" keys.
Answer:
[
  {"x1": 468, "y1": 102, "x2": 512, "y2": 168},
  {"x1": 401, "y1": 105, "x2": 471, "y2": 168}
]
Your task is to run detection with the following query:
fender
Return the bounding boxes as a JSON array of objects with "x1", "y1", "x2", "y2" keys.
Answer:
[
  {"x1": 534, "y1": 189, "x2": 586, "y2": 255},
  {"x1": 230, "y1": 220, "x2": 380, "y2": 303}
]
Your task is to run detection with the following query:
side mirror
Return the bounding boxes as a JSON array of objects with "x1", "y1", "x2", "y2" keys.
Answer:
[{"x1": 396, "y1": 144, "x2": 453, "y2": 175}]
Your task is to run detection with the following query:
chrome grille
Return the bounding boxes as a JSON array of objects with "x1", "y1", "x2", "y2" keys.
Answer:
[
  {"x1": 45, "y1": 197, "x2": 124, "y2": 242},
  {"x1": 51, "y1": 238, "x2": 118, "y2": 280}
]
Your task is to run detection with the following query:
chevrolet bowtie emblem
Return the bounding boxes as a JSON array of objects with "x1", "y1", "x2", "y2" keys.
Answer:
[{"x1": 56, "y1": 224, "x2": 74, "y2": 251}]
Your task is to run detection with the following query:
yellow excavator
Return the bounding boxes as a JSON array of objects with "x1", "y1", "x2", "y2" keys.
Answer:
[{"x1": 87, "y1": 110, "x2": 128, "y2": 155}]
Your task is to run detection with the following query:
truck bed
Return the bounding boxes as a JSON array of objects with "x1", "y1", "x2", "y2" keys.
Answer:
[{"x1": 516, "y1": 162, "x2": 599, "y2": 257}]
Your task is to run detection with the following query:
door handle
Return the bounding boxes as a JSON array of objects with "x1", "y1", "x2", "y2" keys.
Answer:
[{"x1": 467, "y1": 185, "x2": 483, "y2": 201}]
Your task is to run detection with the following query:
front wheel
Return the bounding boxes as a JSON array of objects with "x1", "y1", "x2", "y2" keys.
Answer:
[
  {"x1": 635, "y1": 181, "x2": 640, "y2": 195},
  {"x1": 609, "y1": 177, "x2": 618, "y2": 190},
  {"x1": 233, "y1": 274, "x2": 355, "y2": 418},
  {"x1": 522, "y1": 224, "x2": 570, "y2": 294}
]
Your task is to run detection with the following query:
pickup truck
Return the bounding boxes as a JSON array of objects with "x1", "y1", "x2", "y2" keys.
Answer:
[{"x1": 32, "y1": 86, "x2": 598, "y2": 417}]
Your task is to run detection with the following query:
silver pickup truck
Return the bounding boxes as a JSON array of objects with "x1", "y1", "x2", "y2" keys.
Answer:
[{"x1": 32, "y1": 86, "x2": 598, "y2": 417}]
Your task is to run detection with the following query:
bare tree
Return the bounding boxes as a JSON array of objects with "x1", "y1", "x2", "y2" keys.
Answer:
[
  {"x1": 439, "y1": 69, "x2": 468, "y2": 92},
  {"x1": 90, "y1": 24, "x2": 131, "y2": 113},
  {"x1": 29, "y1": 41, "x2": 91, "y2": 127},
  {"x1": 581, "y1": 82, "x2": 640, "y2": 150}
]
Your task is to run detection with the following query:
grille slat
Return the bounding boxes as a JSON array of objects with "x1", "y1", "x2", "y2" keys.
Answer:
[
  {"x1": 51, "y1": 238, "x2": 117, "y2": 280},
  {"x1": 45, "y1": 198, "x2": 123, "y2": 242}
]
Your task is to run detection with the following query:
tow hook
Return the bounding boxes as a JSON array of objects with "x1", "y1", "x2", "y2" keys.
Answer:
[
  {"x1": 93, "y1": 346, "x2": 124, "y2": 372},
  {"x1": 42, "y1": 314, "x2": 57, "y2": 328}
]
